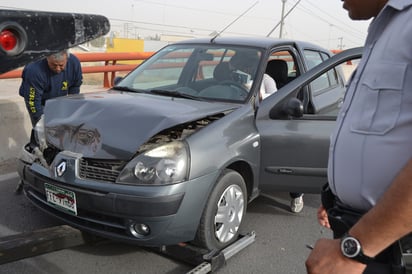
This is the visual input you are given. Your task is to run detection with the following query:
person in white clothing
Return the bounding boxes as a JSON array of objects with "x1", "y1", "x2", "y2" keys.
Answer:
[
  {"x1": 233, "y1": 51, "x2": 305, "y2": 213},
  {"x1": 260, "y1": 73, "x2": 277, "y2": 100}
]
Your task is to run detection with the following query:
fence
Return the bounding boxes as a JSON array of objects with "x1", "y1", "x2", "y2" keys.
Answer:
[{"x1": 0, "y1": 52, "x2": 155, "y2": 88}]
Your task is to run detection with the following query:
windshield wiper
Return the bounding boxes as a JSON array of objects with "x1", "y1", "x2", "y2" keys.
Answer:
[
  {"x1": 111, "y1": 86, "x2": 143, "y2": 93},
  {"x1": 149, "y1": 89, "x2": 202, "y2": 100}
]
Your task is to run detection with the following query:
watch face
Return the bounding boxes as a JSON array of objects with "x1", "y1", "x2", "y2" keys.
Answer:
[{"x1": 341, "y1": 237, "x2": 361, "y2": 258}]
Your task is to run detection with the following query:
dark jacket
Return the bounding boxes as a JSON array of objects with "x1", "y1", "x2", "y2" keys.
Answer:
[{"x1": 19, "y1": 54, "x2": 82, "y2": 125}]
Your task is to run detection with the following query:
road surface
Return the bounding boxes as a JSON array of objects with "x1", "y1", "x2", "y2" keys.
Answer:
[{"x1": 0, "y1": 171, "x2": 331, "y2": 274}]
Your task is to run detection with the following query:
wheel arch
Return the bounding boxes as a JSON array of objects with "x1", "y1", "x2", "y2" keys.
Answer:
[{"x1": 226, "y1": 160, "x2": 255, "y2": 201}]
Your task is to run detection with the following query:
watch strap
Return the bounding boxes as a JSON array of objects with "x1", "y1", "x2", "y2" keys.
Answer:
[
  {"x1": 353, "y1": 249, "x2": 375, "y2": 265},
  {"x1": 341, "y1": 233, "x2": 375, "y2": 265}
]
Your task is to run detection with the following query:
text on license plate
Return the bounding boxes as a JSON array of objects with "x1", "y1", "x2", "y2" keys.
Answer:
[{"x1": 45, "y1": 183, "x2": 77, "y2": 215}]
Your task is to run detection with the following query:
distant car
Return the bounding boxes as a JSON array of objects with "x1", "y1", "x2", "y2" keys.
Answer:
[{"x1": 18, "y1": 36, "x2": 362, "y2": 251}]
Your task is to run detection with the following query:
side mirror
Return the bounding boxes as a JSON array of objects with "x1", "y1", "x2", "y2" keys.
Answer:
[
  {"x1": 114, "y1": 76, "x2": 123, "y2": 86},
  {"x1": 284, "y1": 98, "x2": 304, "y2": 118},
  {"x1": 269, "y1": 97, "x2": 303, "y2": 119}
]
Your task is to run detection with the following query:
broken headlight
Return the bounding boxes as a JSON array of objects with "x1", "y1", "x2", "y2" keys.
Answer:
[
  {"x1": 34, "y1": 115, "x2": 47, "y2": 151},
  {"x1": 118, "y1": 141, "x2": 189, "y2": 185}
]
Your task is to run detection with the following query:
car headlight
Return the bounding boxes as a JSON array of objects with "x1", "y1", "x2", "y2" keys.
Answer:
[
  {"x1": 34, "y1": 115, "x2": 47, "y2": 151},
  {"x1": 117, "y1": 141, "x2": 190, "y2": 185}
]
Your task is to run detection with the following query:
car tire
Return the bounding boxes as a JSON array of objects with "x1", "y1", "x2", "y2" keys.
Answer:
[{"x1": 194, "y1": 169, "x2": 247, "y2": 251}]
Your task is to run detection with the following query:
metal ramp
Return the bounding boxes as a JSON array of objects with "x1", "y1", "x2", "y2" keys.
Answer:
[{"x1": 0, "y1": 225, "x2": 255, "y2": 273}]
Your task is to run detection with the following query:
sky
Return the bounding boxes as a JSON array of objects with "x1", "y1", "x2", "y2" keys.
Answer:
[{"x1": 0, "y1": 0, "x2": 371, "y2": 50}]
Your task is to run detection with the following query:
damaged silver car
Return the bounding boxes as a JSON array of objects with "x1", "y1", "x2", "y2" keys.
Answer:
[{"x1": 18, "y1": 36, "x2": 361, "y2": 250}]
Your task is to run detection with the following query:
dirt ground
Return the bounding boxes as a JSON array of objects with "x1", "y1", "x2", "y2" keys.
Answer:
[{"x1": 0, "y1": 158, "x2": 18, "y2": 175}]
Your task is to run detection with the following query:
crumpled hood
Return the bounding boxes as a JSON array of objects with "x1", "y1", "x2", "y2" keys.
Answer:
[{"x1": 44, "y1": 91, "x2": 236, "y2": 159}]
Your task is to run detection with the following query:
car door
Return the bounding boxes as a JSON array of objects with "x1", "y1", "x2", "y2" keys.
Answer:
[{"x1": 256, "y1": 47, "x2": 363, "y2": 194}]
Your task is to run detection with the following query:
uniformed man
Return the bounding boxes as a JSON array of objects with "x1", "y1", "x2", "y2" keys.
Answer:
[
  {"x1": 306, "y1": 0, "x2": 412, "y2": 273},
  {"x1": 15, "y1": 50, "x2": 83, "y2": 194},
  {"x1": 19, "y1": 50, "x2": 83, "y2": 126}
]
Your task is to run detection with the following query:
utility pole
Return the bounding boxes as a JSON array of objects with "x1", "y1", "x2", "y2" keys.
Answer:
[
  {"x1": 338, "y1": 37, "x2": 345, "y2": 50},
  {"x1": 267, "y1": 0, "x2": 300, "y2": 37},
  {"x1": 279, "y1": 0, "x2": 287, "y2": 38}
]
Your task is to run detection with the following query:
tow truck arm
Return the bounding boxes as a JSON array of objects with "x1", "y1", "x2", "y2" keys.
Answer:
[{"x1": 0, "y1": 9, "x2": 110, "y2": 74}]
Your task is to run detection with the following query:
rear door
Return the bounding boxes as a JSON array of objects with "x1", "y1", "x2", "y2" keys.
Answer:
[{"x1": 256, "y1": 47, "x2": 362, "y2": 193}]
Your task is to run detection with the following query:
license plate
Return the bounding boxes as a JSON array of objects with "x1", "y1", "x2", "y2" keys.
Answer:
[{"x1": 45, "y1": 183, "x2": 77, "y2": 215}]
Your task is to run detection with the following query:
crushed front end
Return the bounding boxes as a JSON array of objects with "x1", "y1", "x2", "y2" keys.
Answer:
[{"x1": 18, "y1": 105, "x2": 226, "y2": 246}]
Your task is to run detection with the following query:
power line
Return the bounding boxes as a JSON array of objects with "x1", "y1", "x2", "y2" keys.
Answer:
[
  {"x1": 109, "y1": 17, "x2": 260, "y2": 38},
  {"x1": 293, "y1": 0, "x2": 367, "y2": 46},
  {"x1": 131, "y1": 0, "x2": 257, "y2": 21},
  {"x1": 212, "y1": 1, "x2": 259, "y2": 38},
  {"x1": 0, "y1": 2, "x2": 367, "y2": 47},
  {"x1": 124, "y1": 1, "x2": 270, "y2": 38},
  {"x1": 304, "y1": 0, "x2": 366, "y2": 38}
]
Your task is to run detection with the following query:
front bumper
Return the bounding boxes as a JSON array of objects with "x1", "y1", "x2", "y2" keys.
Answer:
[{"x1": 19, "y1": 159, "x2": 218, "y2": 246}]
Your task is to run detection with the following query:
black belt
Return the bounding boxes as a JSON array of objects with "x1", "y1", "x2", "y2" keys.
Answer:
[{"x1": 321, "y1": 183, "x2": 407, "y2": 274}]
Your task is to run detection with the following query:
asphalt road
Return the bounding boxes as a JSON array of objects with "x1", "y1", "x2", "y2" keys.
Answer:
[{"x1": 0, "y1": 171, "x2": 332, "y2": 274}]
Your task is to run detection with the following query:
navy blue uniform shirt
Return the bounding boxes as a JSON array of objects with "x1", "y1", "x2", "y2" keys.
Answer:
[{"x1": 19, "y1": 54, "x2": 82, "y2": 125}]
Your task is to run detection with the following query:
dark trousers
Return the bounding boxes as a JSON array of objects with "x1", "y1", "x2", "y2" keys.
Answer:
[
  {"x1": 289, "y1": 192, "x2": 303, "y2": 199},
  {"x1": 322, "y1": 184, "x2": 406, "y2": 274}
]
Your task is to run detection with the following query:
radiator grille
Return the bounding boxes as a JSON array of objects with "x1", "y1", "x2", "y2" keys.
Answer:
[{"x1": 79, "y1": 158, "x2": 126, "y2": 183}]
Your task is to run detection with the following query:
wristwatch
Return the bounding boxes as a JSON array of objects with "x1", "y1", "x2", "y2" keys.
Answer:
[{"x1": 340, "y1": 233, "x2": 374, "y2": 265}]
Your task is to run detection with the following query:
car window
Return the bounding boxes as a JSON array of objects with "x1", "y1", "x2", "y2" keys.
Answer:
[
  {"x1": 304, "y1": 49, "x2": 339, "y2": 95},
  {"x1": 321, "y1": 52, "x2": 338, "y2": 87},
  {"x1": 131, "y1": 48, "x2": 194, "y2": 89},
  {"x1": 266, "y1": 50, "x2": 297, "y2": 79},
  {"x1": 301, "y1": 52, "x2": 360, "y2": 118},
  {"x1": 262, "y1": 49, "x2": 299, "y2": 102},
  {"x1": 198, "y1": 48, "x2": 235, "y2": 80},
  {"x1": 121, "y1": 45, "x2": 263, "y2": 103}
]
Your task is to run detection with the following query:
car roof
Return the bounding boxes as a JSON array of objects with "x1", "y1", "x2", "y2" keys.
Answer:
[{"x1": 173, "y1": 36, "x2": 329, "y2": 52}]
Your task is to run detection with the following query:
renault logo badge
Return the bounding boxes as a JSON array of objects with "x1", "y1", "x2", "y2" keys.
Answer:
[{"x1": 56, "y1": 161, "x2": 67, "y2": 177}]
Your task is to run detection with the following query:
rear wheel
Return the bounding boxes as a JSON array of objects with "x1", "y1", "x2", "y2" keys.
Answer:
[{"x1": 194, "y1": 169, "x2": 247, "y2": 250}]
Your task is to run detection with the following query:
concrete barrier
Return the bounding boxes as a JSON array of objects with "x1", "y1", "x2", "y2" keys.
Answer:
[
  {"x1": 0, "y1": 79, "x2": 104, "y2": 164},
  {"x1": 0, "y1": 96, "x2": 32, "y2": 162}
]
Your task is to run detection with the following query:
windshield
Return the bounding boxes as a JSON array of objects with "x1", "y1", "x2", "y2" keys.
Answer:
[{"x1": 116, "y1": 44, "x2": 263, "y2": 103}]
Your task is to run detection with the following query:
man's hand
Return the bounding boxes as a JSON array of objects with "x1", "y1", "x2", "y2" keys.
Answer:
[
  {"x1": 305, "y1": 238, "x2": 366, "y2": 274},
  {"x1": 317, "y1": 205, "x2": 330, "y2": 228}
]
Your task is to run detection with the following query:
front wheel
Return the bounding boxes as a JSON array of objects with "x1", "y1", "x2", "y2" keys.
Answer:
[{"x1": 194, "y1": 169, "x2": 247, "y2": 251}]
